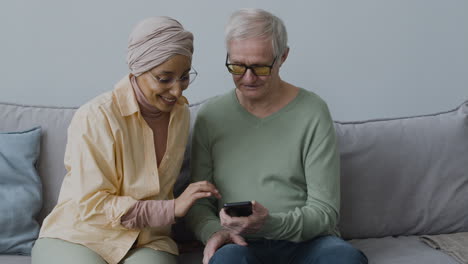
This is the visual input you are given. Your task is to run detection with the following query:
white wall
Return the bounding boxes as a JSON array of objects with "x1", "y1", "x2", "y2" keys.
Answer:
[{"x1": 1, "y1": 0, "x2": 467, "y2": 120}]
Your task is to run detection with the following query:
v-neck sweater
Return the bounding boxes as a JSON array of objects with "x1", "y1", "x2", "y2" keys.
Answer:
[{"x1": 186, "y1": 88, "x2": 340, "y2": 244}]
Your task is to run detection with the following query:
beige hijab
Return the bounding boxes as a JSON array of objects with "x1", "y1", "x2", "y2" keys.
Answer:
[{"x1": 126, "y1": 16, "x2": 193, "y2": 76}]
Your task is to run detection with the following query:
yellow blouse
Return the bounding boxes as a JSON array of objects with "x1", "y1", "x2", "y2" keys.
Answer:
[{"x1": 39, "y1": 75, "x2": 190, "y2": 264}]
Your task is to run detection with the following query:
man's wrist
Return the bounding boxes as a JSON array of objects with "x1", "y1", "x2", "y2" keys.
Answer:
[
  {"x1": 256, "y1": 214, "x2": 278, "y2": 238},
  {"x1": 208, "y1": 229, "x2": 229, "y2": 239},
  {"x1": 201, "y1": 221, "x2": 223, "y2": 244}
]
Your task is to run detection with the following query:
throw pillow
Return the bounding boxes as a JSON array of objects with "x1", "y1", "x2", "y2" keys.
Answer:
[{"x1": 0, "y1": 127, "x2": 42, "y2": 255}]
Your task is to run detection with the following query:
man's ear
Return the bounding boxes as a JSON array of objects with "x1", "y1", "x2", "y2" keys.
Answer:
[{"x1": 279, "y1": 47, "x2": 290, "y2": 67}]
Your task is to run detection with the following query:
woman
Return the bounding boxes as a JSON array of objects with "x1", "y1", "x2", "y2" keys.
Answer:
[{"x1": 32, "y1": 17, "x2": 220, "y2": 264}]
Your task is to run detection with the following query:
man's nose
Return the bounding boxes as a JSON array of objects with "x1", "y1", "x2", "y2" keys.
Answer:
[{"x1": 242, "y1": 68, "x2": 257, "y2": 82}]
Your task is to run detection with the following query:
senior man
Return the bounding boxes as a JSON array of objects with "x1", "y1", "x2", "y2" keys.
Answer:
[{"x1": 186, "y1": 8, "x2": 368, "y2": 264}]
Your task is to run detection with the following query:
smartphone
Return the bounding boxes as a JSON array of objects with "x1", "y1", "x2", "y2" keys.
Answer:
[{"x1": 223, "y1": 201, "x2": 253, "y2": 217}]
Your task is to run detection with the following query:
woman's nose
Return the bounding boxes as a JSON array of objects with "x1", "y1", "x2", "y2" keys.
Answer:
[{"x1": 170, "y1": 83, "x2": 183, "y2": 98}]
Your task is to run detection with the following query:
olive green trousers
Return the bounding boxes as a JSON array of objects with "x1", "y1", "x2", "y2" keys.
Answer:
[{"x1": 32, "y1": 238, "x2": 177, "y2": 264}]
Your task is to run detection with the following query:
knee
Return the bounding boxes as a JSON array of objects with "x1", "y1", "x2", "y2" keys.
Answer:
[
  {"x1": 209, "y1": 244, "x2": 252, "y2": 264},
  {"x1": 213, "y1": 243, "x2": 250, "y2": 258},
  {"x1": 315, "y1": 237, "x2": 368, "y2": 264},
  {"x1": 320, "y1": 245, "x2": 367, "y2": 264}
]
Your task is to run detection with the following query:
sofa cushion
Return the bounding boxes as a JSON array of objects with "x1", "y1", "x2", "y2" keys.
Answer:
[
  {"x1": 0, "y1": 127, "x2": 42, "y2": 255},
  {"x1": 350, "y1": 236, "x2": 459, "y2": 264},
  {"x1": 0, "y1": 102, "x2": 77, "y2": 224},
  {"x1": 336, "y1": 100, "x2": 468, "y2": 239},
  {"x1": 0, "y1": 255, "x2": 30, "y2": 264}
]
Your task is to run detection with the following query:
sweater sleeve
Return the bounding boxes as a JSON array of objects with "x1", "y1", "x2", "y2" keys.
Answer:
[
  {"x1": 256, "y1": 108, "x2": 340, "y2": 242},
  {"x1": 66, "y1": 108, "x2": 138, "y2": 229},
  {"x1": 185, "y1": 115, "x2": 223, "y2": 244},
  {"x1": 121, "y1": 200, "x2": 175, "y2": 229}
]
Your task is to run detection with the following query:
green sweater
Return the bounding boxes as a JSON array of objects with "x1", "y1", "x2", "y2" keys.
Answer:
[{"x1": 186, "y1": 88, "x2": 340, "y2": 244}]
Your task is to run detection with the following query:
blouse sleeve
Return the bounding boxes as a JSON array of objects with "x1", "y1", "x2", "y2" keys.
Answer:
[{"x1": 64, "y1": 107, "x2": 138, "y2": 229}]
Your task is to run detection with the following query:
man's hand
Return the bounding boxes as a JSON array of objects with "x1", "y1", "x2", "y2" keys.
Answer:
[
  {"x1": 203, "y1": 229, "x2": 247, "y2": 264},
  {"x1": 174, "y1": 181, "x2": 221, "y2": 218},
  {"x1": 220, "y1": 200, "x2": 269, "y2": 234}
]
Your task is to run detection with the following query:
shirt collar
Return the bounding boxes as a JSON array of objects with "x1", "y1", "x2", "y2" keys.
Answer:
[{"x1": 113, "y1": 74, "x2": 140, "y2": 117}]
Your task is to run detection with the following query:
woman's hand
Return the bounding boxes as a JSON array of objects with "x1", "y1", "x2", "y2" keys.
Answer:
[{"x1": 175, "y1": 181, "x2": 221, "y2": 217}]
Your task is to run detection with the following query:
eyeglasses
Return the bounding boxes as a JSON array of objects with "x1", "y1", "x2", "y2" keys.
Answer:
[
  {"x1": 225, "y1": 54, "x2": 277, "y2": 76},
  {"x1": 149, "y1": 67, "x2": 198, "y2": 89}
]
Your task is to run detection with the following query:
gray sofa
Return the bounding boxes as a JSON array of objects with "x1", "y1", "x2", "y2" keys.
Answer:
[{"x1": 1, "y1": 99, "x2": 467, "y2": 264}]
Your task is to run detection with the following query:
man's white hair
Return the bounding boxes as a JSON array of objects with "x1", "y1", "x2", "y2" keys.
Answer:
[{"x1": 225, "y1": 8, "x2": 288, "y2": 58}]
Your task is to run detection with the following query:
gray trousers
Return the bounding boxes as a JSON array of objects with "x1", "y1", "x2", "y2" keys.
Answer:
[{"x1": 32, "y1": 238, "x2": 177, "y2": 264}]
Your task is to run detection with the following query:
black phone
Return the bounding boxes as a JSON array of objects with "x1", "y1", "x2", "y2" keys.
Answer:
[{"x1": 223, "y1": 201, "x2": 253, "y2": 217}]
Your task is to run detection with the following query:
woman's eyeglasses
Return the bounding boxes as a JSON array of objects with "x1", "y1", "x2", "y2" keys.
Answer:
[
  {"x1": 149, "y1": 67, "x2": 198, "y2": 89},
  {"x1": 225, "y1": 54, "x2": 276, "y2": 76}
]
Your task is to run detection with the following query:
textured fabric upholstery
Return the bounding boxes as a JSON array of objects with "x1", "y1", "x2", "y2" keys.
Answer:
[{"x1": 337, "y1": 101, "x2": 468, "y2": 239}]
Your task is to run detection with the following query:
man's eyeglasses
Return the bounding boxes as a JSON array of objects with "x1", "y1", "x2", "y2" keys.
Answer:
[
  {"x1": 149, "y1": 67, "x2": 198, "y2": 89},
  {"x1": 225, "y1": 54, "x2": 276, "y2": 76}
]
